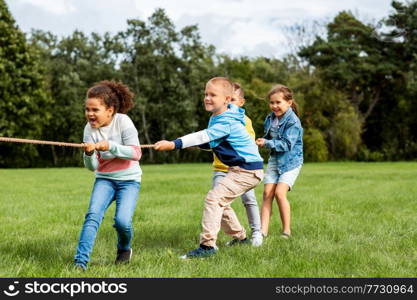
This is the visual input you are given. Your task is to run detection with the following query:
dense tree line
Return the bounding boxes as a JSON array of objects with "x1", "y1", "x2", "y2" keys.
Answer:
[{"x1": 1, "y1": 0, "x2": 416, "y2": 167}]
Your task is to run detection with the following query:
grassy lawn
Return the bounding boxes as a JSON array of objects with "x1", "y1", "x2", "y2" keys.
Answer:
[{"x1": 0, "y1": 162, "x2": 416, "y2": 278}]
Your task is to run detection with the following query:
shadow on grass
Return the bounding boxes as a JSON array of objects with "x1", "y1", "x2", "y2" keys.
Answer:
[
  {"x1": 0, "y1": 222, "x2": 201, "y2": 268},
  {"x1": 134, "y1": 223, "x2": 201, "y2": 251},
  {"x1": 0, "y1": 236, "x2": 76, "y2": 268}
]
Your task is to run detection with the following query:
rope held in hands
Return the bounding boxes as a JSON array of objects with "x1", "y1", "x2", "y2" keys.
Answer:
[{"x1": 0, "y1": 137, "x2": 155, "y2": 148}]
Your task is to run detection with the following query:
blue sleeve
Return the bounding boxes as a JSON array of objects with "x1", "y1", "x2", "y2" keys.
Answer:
[
  {"x1": 206, "y1": 121, "x2": 231, "y2": 142},
  {"x1": 262, "y1": 116, "x2": 270, "y2": 138},
  {"x1": 173, "y1": 139, "x2": 183, "y2": 149},
  {"x1": 265, "y1": 122, "x2": 301, "y2": 152}
]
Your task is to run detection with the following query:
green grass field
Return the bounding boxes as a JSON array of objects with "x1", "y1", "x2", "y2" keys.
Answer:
[{"x1": 0, "y1": 162, "x2": 416, "y2": 278}]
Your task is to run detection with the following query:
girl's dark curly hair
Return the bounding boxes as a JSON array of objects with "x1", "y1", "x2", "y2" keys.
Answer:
[{"x1": 87, "y1": 80, "x2": 134, "y2": 114}]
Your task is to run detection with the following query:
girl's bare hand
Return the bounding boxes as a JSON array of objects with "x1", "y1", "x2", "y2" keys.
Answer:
[
  {"x1": 83, "y1": 142, "x2": 96, "y2": 155},
  {"x1": 256, "y1": 138, "x2": 266, "y2": 147},
  {"x1": 95, "y1": 140, "x2": 109, "y2": 151}
]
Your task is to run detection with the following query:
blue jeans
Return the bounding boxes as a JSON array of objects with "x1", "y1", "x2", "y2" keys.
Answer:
[
  {"x1": 212, "y1": 171, "x2": 261, "y2": 236},
  {"x1": 74, "y1": 178, "x2": 140, "y2": 268}
]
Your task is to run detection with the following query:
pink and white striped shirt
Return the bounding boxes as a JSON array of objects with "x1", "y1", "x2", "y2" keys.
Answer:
[{"x1": 83, "y1": 113, "x2": 142, "y2": 182}]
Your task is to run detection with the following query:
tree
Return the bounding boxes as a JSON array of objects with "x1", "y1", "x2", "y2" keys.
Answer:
[
  {"x1": 28, "y1": 30, "x2": 123, "y2": 165},
  {"x1": 298, "y1": 10, "x2": 401, "y2": 159},
  {"x1": 0, "y1": 0, "x2": 53, "y2": 167},
  {"x1": 299, "y1": 11, "x2": 395, "y2": 123},
  {"x1": 367, "y1": 0, "x2": 417, "y2": 160},
  {"x1": 119, "y1": 9, "x2": 217, "y2": 162},
  {"x1": 290, "y1": 67, "x2": 362, "y2": 160}
]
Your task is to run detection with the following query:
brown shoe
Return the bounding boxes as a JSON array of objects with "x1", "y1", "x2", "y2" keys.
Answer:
[{"x1": 115, "y1": 248, "x2": 132, "y2": 264}]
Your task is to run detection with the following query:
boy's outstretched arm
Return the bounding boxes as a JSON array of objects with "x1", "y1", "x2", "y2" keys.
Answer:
[
  {"x1": 154, "y1": 130, "x2": 211, "y2": 152},
  {"x1": 154, "y1": 140, "x2": 175, "y2": 151},
  {"x1": 155, "y1": 126, "x2": 229, "y2": 151}
]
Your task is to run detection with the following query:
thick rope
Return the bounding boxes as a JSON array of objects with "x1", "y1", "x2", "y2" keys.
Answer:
[{"x1": 0, "y1": 137, "x2": 155, "y2": 148}]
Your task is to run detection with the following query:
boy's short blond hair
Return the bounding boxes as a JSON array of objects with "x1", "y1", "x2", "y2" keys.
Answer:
[{"x1": 207, "y1": 77, "x2": 234, "y2": 97}]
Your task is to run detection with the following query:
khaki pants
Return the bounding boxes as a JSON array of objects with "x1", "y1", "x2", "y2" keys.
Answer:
[{"x1": 200, "y1": 166, "x2": 264, "y2": 247}]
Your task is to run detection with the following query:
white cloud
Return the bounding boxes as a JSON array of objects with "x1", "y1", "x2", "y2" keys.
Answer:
[
  {"x1": 131, "y1": 0, "x2": 393, "y2": 57},
  {"x1": 18, "y1": 0, "x2": 76, "y2": 15},
  {"x1": 7, "y1": 0, "x2": 395, "y2": 57}
]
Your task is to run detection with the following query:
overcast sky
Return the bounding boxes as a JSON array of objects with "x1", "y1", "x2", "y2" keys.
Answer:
[{"x1": 6, "y1": 0, "x2": 396, "y2": 58}]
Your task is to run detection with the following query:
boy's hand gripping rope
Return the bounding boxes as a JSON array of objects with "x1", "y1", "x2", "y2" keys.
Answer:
[{"x1": 0, "y1": 137, "x2": 155, "y2": 148}]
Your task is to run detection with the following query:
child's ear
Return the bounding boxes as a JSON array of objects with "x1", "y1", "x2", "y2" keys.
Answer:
[
  {"x1": 107, "y1": 106, "x2": 115, "y2": 116},
  {"x1": 225, "y1": 95, "x2": 232, "y2": 104}
]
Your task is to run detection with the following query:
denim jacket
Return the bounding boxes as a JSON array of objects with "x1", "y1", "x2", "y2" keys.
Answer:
[{"x1": 263, "y1": 107, "x2": 304, "y2": 174}]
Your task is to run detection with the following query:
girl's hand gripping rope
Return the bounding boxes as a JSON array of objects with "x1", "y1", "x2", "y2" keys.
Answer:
[
  {"x1": 83, "y1": 142, "x2": 96, "y2": 156},
  {"x1": 154, "y1": 140, "x2": 175, "y2": 151},
  {"x1": 95, "y1": 140, "x2": 110, "y2": 151}
]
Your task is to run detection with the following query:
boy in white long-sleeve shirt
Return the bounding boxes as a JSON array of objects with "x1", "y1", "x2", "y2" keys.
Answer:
[{"x1": 155, "y1": 77, "x2": 264, "y2": 258}]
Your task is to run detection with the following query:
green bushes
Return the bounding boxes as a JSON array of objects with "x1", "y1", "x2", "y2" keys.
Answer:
[{"x1": 303, "y1": 128, "x2": 328, "y2": 162}]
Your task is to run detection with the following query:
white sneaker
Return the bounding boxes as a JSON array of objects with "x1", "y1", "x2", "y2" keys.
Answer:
[{"x1": 251, "y1": 234, "x2": 263, "y2": 247}]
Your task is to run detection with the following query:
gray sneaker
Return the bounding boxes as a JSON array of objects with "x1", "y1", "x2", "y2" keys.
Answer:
[{"x1": 251, "y1": 233, "x2": 263, "y2": 247}]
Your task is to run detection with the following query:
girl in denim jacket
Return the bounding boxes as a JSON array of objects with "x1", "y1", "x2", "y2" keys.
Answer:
[{"x1": 256, "y1": 84, "x2": 303, "y2": 239}]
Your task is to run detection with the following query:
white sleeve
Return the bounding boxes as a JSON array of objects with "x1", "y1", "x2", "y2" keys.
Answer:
[
  {"x1": 83, "y1": 152, "x2": 99, "y2": 171},
  {"x1": 177, "y1": 130, "x2": 211, "y2": 149}
]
